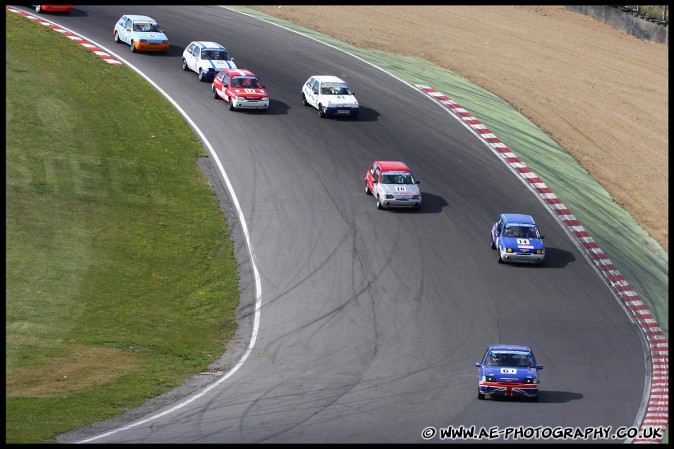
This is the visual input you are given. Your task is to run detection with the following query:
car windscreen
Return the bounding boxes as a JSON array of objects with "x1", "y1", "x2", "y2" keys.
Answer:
[
  {"x1": 202, "y1": 49, "x2": 229, "y2": 60},
  {"x1": 320, "y1": 84, "x2": 351, "y2": 95},
  {"x1": 231, "y1": 77, "x2": 260, "y2": 88},
  {"x1": 381, "y1": 172, "x2": 415, "y2": 184},
  {"x1": 486, "y1": 351, "x2": 533, "y2": 367},
  {"x1": 503, "y1": 225, "x2": 538, "y2": 238},
  {"x1": 133, "y1": 22, "x2": 161, "y2": 32}
]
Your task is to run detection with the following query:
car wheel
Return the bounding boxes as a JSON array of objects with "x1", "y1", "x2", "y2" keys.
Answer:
[
  {"x1": 477, "y1": 391, "x2": 485, "y2": 400},
  {"x1": 35, "y1": 5, "x2": 42, "y2": 13},
  {"x1": 228, "y1": 98, "x2": 235, "y2": 111},
  {"x1": 491, "y1": 236, "x2": 496, "y2": 249},
  {"x1": 114, "y1": 32, "x2": 121, "y2": 44},
  {"x1": 530, "y1": 395, "x2": 539, "y2": 402},
  {"x1": 130, "y1": 40, "x2": 136, "y2": 53},
  {"x1": 302, "y1": 93, "x2": 308, "y2": 106},
  {"x1": 376, "y1": 196, "x2": 383, "y2": 210},
  {"x1": 212, "y1": 86, "x2": 219, "y2": 100},
  {"x1": 318, "y1": 104, "x2": 325, "y2": 118},
  {"x1": 364, "y1": 182, "x2": 371, "y2": 195},
  {"x1": 497, "y1": 250, "x2": 504, "y2": 264},
  {"x1": 182, "y1": 58, "x2": 188, "y2": 71},
  {"x1": 198, "y1": 69, "x2": 205, "y2": 82}
]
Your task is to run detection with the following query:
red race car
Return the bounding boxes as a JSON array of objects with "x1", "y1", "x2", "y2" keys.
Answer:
[
  {"x1": 211, "y1": 68, "x2": 269, "y2": 112},
  {"x1": 34, "y1": 5, "x2": 72, "y2": 13}
]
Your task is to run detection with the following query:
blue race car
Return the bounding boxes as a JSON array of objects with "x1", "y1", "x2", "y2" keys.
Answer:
[
  {"x1": 491, "y1": 213, "x2": 545, "y2": 264},
  {"x1": 476, "y1": 344, "x2": 543, "y2": 401}
]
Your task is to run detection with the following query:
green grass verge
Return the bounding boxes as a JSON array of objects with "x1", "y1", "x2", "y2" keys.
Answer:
[{"x1": 5, "y1": 11, "x2": 239, "y2": 443}]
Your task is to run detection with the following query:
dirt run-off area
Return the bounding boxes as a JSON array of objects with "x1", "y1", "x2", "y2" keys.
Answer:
[{"x1": 249, "y1": 5, "x2": 668, "y2": 253}]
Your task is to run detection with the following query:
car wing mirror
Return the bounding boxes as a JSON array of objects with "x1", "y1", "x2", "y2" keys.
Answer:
[
  {"x1": 540, "y1": 235, "x2": 546, "y2": 239},
  {"x1": 537, "y1": 365, "x2": 543, "y2": 370},
  {"x1": 416, "y1": 180, "x2": 420, "y2": 184},
  {"x1": 475, "y1": 362, "x2": 482, "y2": 367}
]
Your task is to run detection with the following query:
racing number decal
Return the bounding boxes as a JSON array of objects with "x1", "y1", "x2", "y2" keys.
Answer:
[
  {"x1": 395, "y1": 186, "x2": 407, "y2": 191},
  {"x1": 500, "y1": 368, "x2": 517, "y2": 374},
  {"x1": 516, "y1": 239, "x2": 530, "y2": 244},
  {"x1": 244, "y1": 88, "x2": 255, "y2": 93}
]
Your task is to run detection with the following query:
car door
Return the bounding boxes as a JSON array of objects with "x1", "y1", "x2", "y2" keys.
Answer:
[
  {"x1": 120, "y1": 17, "x2": 133, "y2": 44},
  {"x1": 305, "y1": 78, "x2": 318, "y2": 108},
  {"x1": 213, "y1": 71, "x2": 226, "y2": 99},
  {"x1": 190, "y1": 46, "x2": 200, "y2": 72},
  {"x1": 184, "y1": 42, "x2": 195, "y2": 70},
  {"x1": 366, "y1": 163, "x2": 378, "y2": 192},
  {"x1": 494, "y1": 217, "x2": 504, "y2": 247}
]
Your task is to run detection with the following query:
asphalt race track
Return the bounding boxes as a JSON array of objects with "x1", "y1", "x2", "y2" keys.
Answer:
[{"x1": 18, "y1": 5, "x2": 650, "y2": 443}]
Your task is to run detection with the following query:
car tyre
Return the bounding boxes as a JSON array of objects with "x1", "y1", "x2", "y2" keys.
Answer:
[
  {"x1": 114, "y1": 32, "x2": 121, "y2": 44},
  {"x1": 497, "y1": 250, "x2": 504, "y2": 264},
  {"x1": 228, "y1": 98, "x2": 235, "y2": 111},
  {"x1": 212, "y1": 86, "x2": 219, "y2": 100},
  {"x1": 477, "y1": 391, "x2": 485, "y2": 400},
  {"x1": 491, "y1": 236, "x2": 496, "y2": 249},
  {"x1": 376, "y1": 197, "x2": 383, "y2": 210},
  {"x1": 198, "y1": 69, "x2": 205, "y2": 82},
  {"x1": 364, "y1": 182, "x2": 371, "y2": 195},
  {"x1": 35, "y1": 5, "x2": 42, "y2": 13},
  {"x1": 130, "y1": 40, "x2": 136, "y2": 53},
  {"x1": 302, "y1": 93, "x2": 309, "y2": 106},
  {"x1": 530, "y1": 395, "x2": 539, "y2": 402},
  {"x1": 182, "y1": 58, "x2": 188, "y2": 71},
  {"x1": 318, "y1": 104, "x2": 325, "y2": 118}
]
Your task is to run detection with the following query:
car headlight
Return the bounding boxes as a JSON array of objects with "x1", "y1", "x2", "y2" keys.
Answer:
[
  {"x1": 385, "y1": 194, "x2": 394, "y2": 199},
  {"x1": 261, "y1": 97, "x2": 268, "y2": 101},
  {"x1": 412, "y1": 195, "x2": 420, "y2": 199},
  {"x1": 535, "y1": 249, "x2": 544, "y2": 254},
  {"x1": 506, "y1": 247, "x2": 514, "y2": 253},
  {"x1": 162, "y1": 40, "x2": 168, "y2": 44},
  {"x1": 485, "y1": 375, "x2": 496, "y2": 382}
]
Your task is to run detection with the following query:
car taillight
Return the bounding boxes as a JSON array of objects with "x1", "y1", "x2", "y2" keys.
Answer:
[{"x1": 140, "y1": 39, "x2": 147, "y2": 43}]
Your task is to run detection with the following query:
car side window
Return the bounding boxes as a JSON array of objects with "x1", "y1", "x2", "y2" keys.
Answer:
[
  {"x1": 193, "y1": 47, "x2": 200, "y2": 58},
  {"x1": 186, "y1": 43, "x2": 194, "y2": 54},
  {"x1": 374, "y1": 167, "x2": 381, "y2": 182},
  {"x1": 216, "y1": 71, "x2": 225, "y2": 82},
  {"x1": 223, "y1": 74, "x2": 230, "y2": 85},
  {"x1": 125, "y1": 18, "x2": 132, "y2": 29}
]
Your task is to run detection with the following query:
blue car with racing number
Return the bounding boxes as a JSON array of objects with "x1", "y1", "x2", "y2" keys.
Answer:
[
  {"x1": 476, "y1": 344, "x2": 543, "y2": 401},
  {"x1": 491, "y1": 213, "x2": 546, "y2": 264}
]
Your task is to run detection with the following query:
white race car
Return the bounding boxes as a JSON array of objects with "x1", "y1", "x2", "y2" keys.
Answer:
[
  {"x1": 301, "y1": 75, "x2": 359, "y2": 118},
  {"x1": 182, "y1": 41, "x2": 236, "y2": 82}
]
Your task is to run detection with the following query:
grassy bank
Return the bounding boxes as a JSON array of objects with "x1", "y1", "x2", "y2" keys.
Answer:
[{"x1": 5, "y1": 11, "x2": 239, "y2": 443}]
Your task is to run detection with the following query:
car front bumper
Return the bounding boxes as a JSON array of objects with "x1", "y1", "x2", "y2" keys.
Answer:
[
  {"x1": 479, "y1": 381, "x2": 539, "y2": 398},
  {"x1": 232, "y1": 98, "x2": 269, "y2": 110},
  {"x1": 499, "y1": 248, "x2": 545, "y2": 264},
  {"x1": 324, "y1": 106, "x2": 359, "y2": 117},
  {"x1": 135, "y1": 42, "x2": 169, "y2": 52},
  {"x1": 379, "y1": 196, "x2": 421, "y2": 208}
]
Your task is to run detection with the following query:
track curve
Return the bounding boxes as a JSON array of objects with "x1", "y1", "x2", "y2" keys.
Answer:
[{"x1": 15, "y1": 5, "x2": 651, "y2": 443}]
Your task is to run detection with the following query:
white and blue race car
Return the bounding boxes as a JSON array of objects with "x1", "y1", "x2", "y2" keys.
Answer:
[
  {"x1": 476, "y1": 344, "x2": 543, "y2": 401},
  {"x1": 113, "y1": 14, "x2": 169, "y2": 53},
  {"x1": 182, "y1": 41, "x2": 236, "y2": 82},
  {"x1": 491, "y1": 213, "x2": 546, "y2": 264},
  {"x1": 301, "y1": 75, "x2": 359, "y2": 118}
]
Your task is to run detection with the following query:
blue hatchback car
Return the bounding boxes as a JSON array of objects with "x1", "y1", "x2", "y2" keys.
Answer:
[
  {"x1": 491, "y1": 213, "x2": 546, "y2": 264},
  {"x1": 476, "y1": 344, "x2": 543, "y2": 401}
]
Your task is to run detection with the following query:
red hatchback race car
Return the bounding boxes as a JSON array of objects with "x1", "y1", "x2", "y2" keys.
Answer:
[
  {"x1": 211, "y1": 68, "x2": 269, "y2": 112},
  {"x1": 364, "y1": 160, "x2": 422, "y2": 209}
]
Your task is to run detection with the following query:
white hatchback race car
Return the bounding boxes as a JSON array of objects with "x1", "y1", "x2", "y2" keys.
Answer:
[
  {"x1": 182, "y1": 41, "x2": 236, "y2": 82},
  {"x1": 301, "y1": 75, "x2": 359, "y2": 118}
]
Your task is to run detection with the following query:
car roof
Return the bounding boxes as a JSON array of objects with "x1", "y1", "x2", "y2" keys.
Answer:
[
  {"x1": 192, "y1": 41, "x2": 226, "y2": 50},
  {"x1": 375, "y1": 161, "x2": 411, "y2": 172},
  {"x1": 502, "y1": 213, "x2": 536, "y2": 225},
  {"x1": 222, "y1": 68, "x2": 256, "y2": 77},
  {"x1": 489, "y1": 344, "x2": 532, "y2": 353},
  {"x1": 125, "y1": 15, "x2": 158, "y2": 23},
  {"x1": 312, "y1": 75, "x2": 348, "y2": 84}
]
